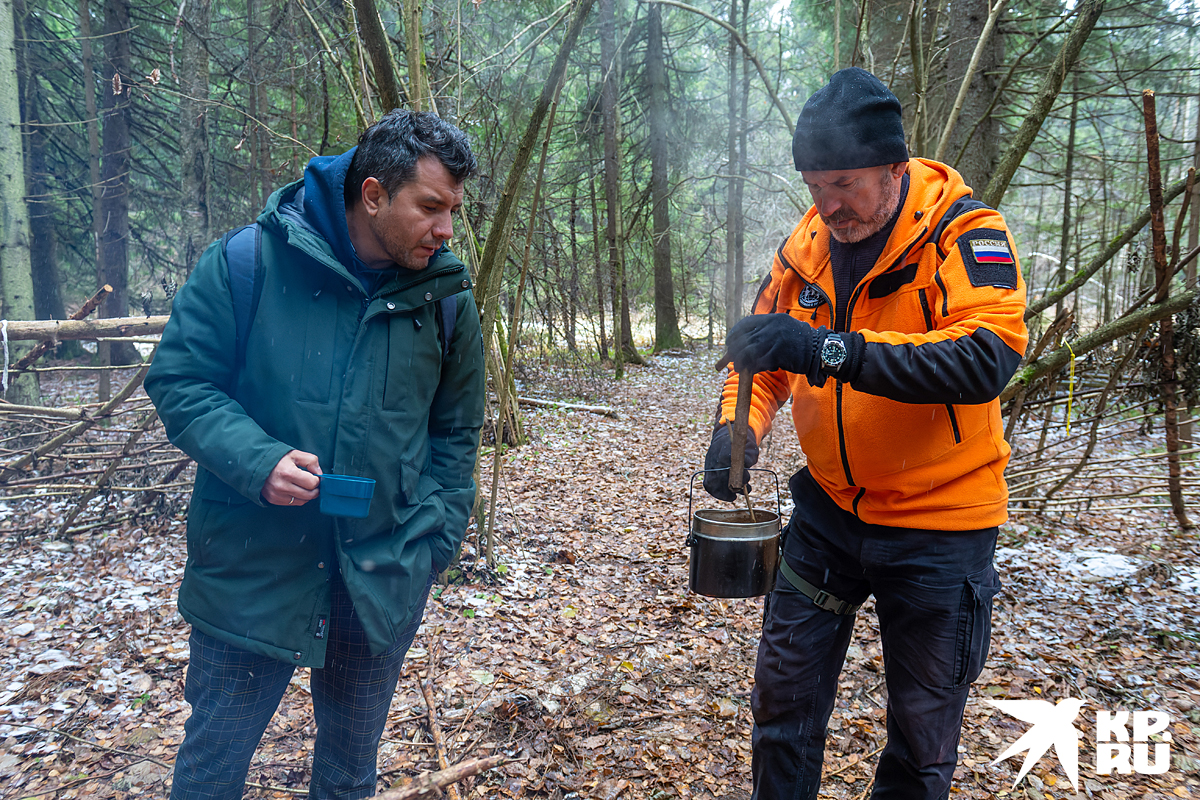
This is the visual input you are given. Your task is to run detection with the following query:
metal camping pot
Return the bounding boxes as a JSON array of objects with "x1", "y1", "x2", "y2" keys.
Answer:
[{"x1": 687, "y1": 469, "x2": 781, "y2": 598}]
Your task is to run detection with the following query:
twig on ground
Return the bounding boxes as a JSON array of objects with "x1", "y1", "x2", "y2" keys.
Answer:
[
  {"x1": 827, "y1": 743, "x2": 886, "y2": 778},
  {"x1": 8, "y1": 723, "x2": 173, "y2": 768},
  {"x1": 244, "y1": 780, "x2": 308, "y2": 794},
  {"x1": 13, "y1": 764, "x2": 129, "y2": 798},
  {"x1": 419, "y1": 676, "x2": 461, "y2": 800},
  {"x1": 450, "y1": 675, "x2": 505, "y2": 744},
  {"x1": 853, "y1": 776, "x2": 877, "y2": 800},
  {"x1": 376, "y1": 755, "x2": 507, "y2": 800},
  {"x1": 516, "y1": 396, "x2": 617, "y2": 417}
]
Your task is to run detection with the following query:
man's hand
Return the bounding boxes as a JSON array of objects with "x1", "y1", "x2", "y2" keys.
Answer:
[
  {"x1": 703, "y1": 425, "x2": 760, "y2": 502},
  {"x1": 726, "y1": 314, "x2": 827, "y2": 383},
  {"x1": 262, "y1": 450, "x2": 323, "y2": 506}
]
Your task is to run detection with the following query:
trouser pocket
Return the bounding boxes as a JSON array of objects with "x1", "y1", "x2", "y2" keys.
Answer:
[{"x1": 954, "y1": 564, "x2": 1001, "y2": 688}]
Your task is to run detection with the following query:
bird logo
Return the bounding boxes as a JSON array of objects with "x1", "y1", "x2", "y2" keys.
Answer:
[{"x1": 987, "y1": 697, "x2": 1085, "y2": 790}]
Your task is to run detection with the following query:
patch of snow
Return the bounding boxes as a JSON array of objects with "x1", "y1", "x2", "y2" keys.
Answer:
[
  {"x1": 30, "y1": 648, "x2": 78, "y2": 674},
  {"x1": 1061, "y1": 549, "x2": 1141, "y2": 579},
  {"x1": 996, "y1": 545, "x2": 1141, "y2": 580},
  {"x1": 1175, "y1": 566, "x2": 1200, "y2": 594}
]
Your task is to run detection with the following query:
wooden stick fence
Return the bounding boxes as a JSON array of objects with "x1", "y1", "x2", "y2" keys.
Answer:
[{"x1": 0, "y1": 303, "x2": 1194, "y2": 542}]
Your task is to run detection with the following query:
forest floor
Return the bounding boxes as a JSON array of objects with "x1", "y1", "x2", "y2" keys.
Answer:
[{"x1": 1, "y1": 348, "x2": 1198, "y2": 800}]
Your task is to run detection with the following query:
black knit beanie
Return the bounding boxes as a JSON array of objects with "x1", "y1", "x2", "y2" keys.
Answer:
[{"x1": 792, "y1": 67, "x2": 908, "y2": 172}]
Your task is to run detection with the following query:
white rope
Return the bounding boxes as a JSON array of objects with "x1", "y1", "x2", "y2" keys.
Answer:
[{"x1": 1, "y1": 320, "x2": 8, "y2": 396}]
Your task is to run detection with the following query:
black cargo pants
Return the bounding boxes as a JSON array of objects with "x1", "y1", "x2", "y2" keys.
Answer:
[{"x1": 751, "y1": 468, "x2": 1000, "y2": 800}]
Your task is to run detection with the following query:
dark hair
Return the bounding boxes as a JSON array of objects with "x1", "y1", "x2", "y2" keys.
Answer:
[{"x1": 344, "y1": 109, "x2": 476, "y2": 206}]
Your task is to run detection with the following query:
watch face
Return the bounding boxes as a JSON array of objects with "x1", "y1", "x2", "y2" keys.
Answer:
[{"x1": 822, "y1": 338, "x2": 847, "y2": 367}]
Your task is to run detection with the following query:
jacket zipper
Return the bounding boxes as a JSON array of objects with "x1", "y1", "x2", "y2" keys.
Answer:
[
  {"x1": 946, "y1": 404, "x2": 962, "y2": 444},
  {"x1": 835, "y1": 382, "x2": 855, "y2": 487},
  {"x1": 834, "y1": 226, "x2": 929, "y2": 500}
]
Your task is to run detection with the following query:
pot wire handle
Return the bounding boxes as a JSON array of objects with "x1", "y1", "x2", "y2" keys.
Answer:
[{"x1": 687, "y1": 467, "x2": 782, "y2": 550}]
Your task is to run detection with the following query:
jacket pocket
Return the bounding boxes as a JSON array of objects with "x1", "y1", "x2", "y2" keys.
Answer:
[
  {"x1": 188, "y1": 468, "x2": 253, "y2": 567},
  {"x1": 384, "y1": 313, "x2": 415, "y2": 411},
  {"x1": 384, "y1": 308, "x2": 441, "y2": 411},
  {"x1": 398, "y1": 459, "x2": 421, "y2": 505}
]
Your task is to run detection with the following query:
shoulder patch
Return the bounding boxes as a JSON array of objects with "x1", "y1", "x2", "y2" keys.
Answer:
[
  {"x1": 956, "y1": 228, "x2": 1017, "y2": 289},
  {"x1": 797, "y1": 284, "x2": 824, "y2": 309}
]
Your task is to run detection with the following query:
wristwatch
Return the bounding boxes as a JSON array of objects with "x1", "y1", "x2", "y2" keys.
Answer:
[{"x1": 820, "y1": 332, "x2": 848, "y2": 375}]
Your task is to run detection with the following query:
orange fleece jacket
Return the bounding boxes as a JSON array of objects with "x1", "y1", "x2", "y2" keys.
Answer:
[{"x1": 720, "y1": 159, "x2": 1028, "y2": 530}]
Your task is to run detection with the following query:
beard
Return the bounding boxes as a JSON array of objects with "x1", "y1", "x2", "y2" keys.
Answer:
[
  {"x1": 369, "y1": 215, "x2": 436, "y2": 271},
  {"x1": 824, "y1": 170, "x2": 903, "y2": 244}
]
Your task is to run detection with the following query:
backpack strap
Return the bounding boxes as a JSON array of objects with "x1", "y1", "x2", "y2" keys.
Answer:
[
  {"x1": 435, "y1": 293, "x2": 458, "y2": 361},
  {"x1": 221, "y1": 223, "x2": 264, "y2": 371}
]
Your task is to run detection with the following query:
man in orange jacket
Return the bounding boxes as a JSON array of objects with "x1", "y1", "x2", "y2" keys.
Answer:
[{"x1": 704, "y1": 68, "x2": 1027, "y2": 799}]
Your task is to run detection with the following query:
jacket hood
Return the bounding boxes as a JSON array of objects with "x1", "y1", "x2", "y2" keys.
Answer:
[{"x1": 301, "y1": 147, "x2": 359, "y2": 272}]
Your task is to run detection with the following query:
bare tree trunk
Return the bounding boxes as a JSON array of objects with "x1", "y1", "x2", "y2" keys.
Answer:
[
  {"x1": 736, "y1": 0, "x2": 748, "y2": 316},
  {"x1": 354, "y1": 0, "x2": 404, "y2": 113},
  {"x1": 346, "y1": 2, "x2": 374, "y2": 117},
  {"x1": 591, "y1": 168, "x2": 608, "y2": 360},
  {"x1": 0, "y1": 0, "x2": 39, "y2": 404},
  {"x1": 647, "y1": 3, "x2": 682, "y2": 352},
  {"x1": 567, "y1": 181, "x2": 579, "y2": 352},
  {"x1": 833, "y1": 0, "x2": 841, "y2": 70},
  {"x1": 1142, "y1": 90, "x2": 1191, "y2": 530},
  {"x1": 1055, "y1": 73, "x2": 1079, "y2": 318},
  {"x1": 247, "y1": 0, "x2": 270, "y2": 209},
  {"x1": 78, "y1": 0, "x2": 101, "y2": 282},
  {"x1": 724, "y1": 0, "x2": 739, "y2": 334},
  {"x1": 78, "y1": 0, "x2": 111, "y2": 396},
  {"x1": 1182, "y1": 91, "x2": 1200, "y2": 454},
  {"x1": 99, "y1": 0, "x2": 140, "y2": 367},
  {"x1": 18, "y1": 4, "x2": 70, "y2": 329},
  {"x1": 601, "y1": 0, "x2": 626, "y2": 376},
  {"x1": 179, "y1": 0, "x2": 212, "y2": 275},
  {"x1": 907, "y1": 0, "x2": 927, "y2": 157},
  {"x1": 401, "y1": 0, "x2": 430, "y2": 111},
  {"x1": 940, "y1": 0, "x2": 1002, "y2": 193}
]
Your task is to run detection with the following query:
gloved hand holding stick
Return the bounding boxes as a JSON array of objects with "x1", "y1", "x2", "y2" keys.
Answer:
[
  {"x1": 704, "y1": 349, "x2": 760, "y2": 505},
  {"x1": 728, "y1": 366, "x2": 757, "y2": 522}
]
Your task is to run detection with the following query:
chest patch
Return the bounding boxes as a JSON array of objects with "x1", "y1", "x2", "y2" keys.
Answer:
[
  {"x1": 797, "y1": 284, "x2": 824, "y2": 309},
  {"x1": 957, "y1": 228, "x2": 1018, "y2": 289}
]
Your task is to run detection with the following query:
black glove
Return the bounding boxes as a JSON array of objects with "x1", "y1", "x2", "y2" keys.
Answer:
[
  {"x1": 703, "y1": 424, "x2": 760, "y2": 502},
  {"x1": 727, "y1": 314, "x2": 829, "y2": 386}
]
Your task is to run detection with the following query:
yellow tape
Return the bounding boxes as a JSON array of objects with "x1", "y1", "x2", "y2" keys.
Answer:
[{"x1": 1065, "y1": 340, "x2": 1076, "y2": 436}]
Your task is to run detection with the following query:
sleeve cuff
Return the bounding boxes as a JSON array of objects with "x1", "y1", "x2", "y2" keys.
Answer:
[{"x1": 839, "y1": 331, "x2": 866, "y2": 383}]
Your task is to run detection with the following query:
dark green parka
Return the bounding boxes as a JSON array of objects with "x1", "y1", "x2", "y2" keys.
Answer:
[{"x1": 145, "y1": 152, "x2": 485, "y2": 667}]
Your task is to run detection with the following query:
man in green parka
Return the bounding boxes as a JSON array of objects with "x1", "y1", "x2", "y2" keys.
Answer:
[{"x1": 145, "y1": 110, "x2": 485, "y2": 799}]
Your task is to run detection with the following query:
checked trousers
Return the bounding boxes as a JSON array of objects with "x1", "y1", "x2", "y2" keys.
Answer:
[
  {"x1": 169, "y1": 574, "x2": 431, "y2": 800},
  {"x1": 751, "y1": 469, "x2": 1001, "y2": 800}
]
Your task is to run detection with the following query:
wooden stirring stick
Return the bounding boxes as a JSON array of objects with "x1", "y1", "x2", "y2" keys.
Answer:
[{"x1": 728, "y1": 366, "x2": 758, "y2": 523}]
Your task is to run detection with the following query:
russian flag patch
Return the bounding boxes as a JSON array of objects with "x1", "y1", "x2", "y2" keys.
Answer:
[
  {"x1": 957, "y1": 228, "x2": 1018, "y2": 289},
  {"x1": 969, "y1": 239, "x2": 1014, "y2": 264}
]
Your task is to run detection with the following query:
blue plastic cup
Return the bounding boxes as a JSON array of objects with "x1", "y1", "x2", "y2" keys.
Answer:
[{"x1": 319, "y1": 474, "x2": 376, "y2": 518}]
